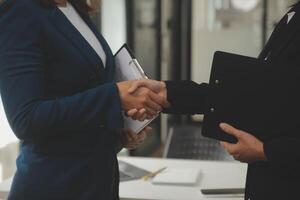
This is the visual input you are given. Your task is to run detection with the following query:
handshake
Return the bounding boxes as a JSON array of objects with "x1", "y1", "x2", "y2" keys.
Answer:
[
  {"x1": 116, "y1": 79, "x2": 169, "y2": 150},
  {"x1": 117, "y1": 79, "x2": 170, "y2": 122}
]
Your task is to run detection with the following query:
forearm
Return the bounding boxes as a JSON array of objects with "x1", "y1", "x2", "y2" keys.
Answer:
[
  {"x1": 1, "y1": 80, "x2": 124, "y2": 141},
  {"x1": 264, "y1": 136, "x2": 300, "y2": 165},
  {"x1": 163, "y1": 80, "x2": 209, "y2": 114}
]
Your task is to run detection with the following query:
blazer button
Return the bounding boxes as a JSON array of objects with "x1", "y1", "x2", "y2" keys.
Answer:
[
  {"x1": 215, "y1": 80, "x2": 220, "y2": 84},
  {"x1": 210, "y1": 108, "x2": 215, "y2": 113}
]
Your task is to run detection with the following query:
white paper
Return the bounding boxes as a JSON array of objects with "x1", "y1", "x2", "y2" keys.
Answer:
[{"x1": 152, "y1": 167, "x2": 201, "y2": 186}]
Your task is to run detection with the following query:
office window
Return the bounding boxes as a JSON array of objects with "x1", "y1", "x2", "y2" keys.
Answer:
[
  {"x1": 191, "y1": 0, "x2": 299, "y2": 84},
  {"x1": 192, "y1": 0, "x2": 263, "y2": 84}
]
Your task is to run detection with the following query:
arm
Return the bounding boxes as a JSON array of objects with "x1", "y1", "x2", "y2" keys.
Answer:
[
  {"x1": 263, "y1": 137, "x2": 300, "y2": 164},
  {"x1": 163, "y1": 80, "x2": 209, "y2": 114},
  {"x1": 0, "y1": 2, "x2": 163, "y2": 141},
  {"x1": 0, "y1": 4, "x2": 123, "y2": 141},
  {"x1": 127, "y1": 79, "x2": 209, "y2": 115}
]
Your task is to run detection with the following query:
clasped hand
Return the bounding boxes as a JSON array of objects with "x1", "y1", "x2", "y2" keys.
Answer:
[
  {"x1": 117, "y1": 80, "x2": 268, "y2": 162},
  {"x1": 116, "y1": 80, "x2": 167, "y2": 150},
  {"x1": 118, "y1": 127, "x2": 152, "y2": 150},
  {"x1": 117, "y1": 79, "x2": 169, "y2": 121}
]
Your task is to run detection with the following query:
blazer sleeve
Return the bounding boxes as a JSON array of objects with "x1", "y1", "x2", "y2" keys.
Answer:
[
  {"x1": 162, "y1": 80, "x2": 209, "y2": 114},
  {"x1": 0, "y1": 2, "x2": 123, "y2": 141},
  {"x1": 264, "y1": 137, "x2": 300, "y2": 165}
]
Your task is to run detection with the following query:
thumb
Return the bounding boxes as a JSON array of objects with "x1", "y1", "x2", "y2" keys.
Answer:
[{"x1": 128, "y1": 80, "x2": 146, "y2": 94}]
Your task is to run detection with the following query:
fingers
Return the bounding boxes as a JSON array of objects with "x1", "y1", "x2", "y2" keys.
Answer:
[
  {"x1": 128, "y1": 80, "x2": 163, "y2": 94},
  {"x1": 121, "y1": 127, "x2": 153, "y2": 150},
  {"x1": 124, "y1": 86, "x2": 166, "y2": 120},
  {"x1": 145, "y1": 100, "x2": 161, "y2": 115},
  {"x1": 219, "y1": 123, "x2": 242, "y2": 139},
  {"x1": 139, "y1": 113, "x2": 148, "y2": 121},
  {"x1": 126, "y1": 129, "x2": 137, "y2": 143},
  {"x1": 127, "y1": 108, "x2": 153, "y2": 122},
  {"x1": 144, "y1": 126, "x2": 153, "y2": 133},
  {"x1": 137, "y1": 131, "x2": 146, "y2": 143},
  {"x1": 128, "y1": 80, "x2": 149, "y2": 94},
  {"x1": 136, "y1": 90, "x2": 162, "y2": 117},
  {"x1": 127, "y1": 109, "x2": 138, "y2": 117},
  {"x1": 148, "y1": 90, "x2": 166, "y2": 109},
  {"x1": 127, "y1": 108, "x2": 146, "y2": 120},
  {"x1": 220, "y1": 141, "x2": 239, "y2": 156}
]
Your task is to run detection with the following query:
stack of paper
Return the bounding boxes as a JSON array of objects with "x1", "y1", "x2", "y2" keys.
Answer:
[{"x1": 151, "y1": 167, "x2": 201, "y2": 186}]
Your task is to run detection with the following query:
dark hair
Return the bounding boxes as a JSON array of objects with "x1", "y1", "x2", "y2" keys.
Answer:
[{"x1": 38, "y1": 0, "x2": 98, "y2": 13}]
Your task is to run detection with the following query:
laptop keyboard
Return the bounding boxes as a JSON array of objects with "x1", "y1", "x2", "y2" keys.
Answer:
[{"x1": 165, "y1": 125, "x2": 233, "y2": 161}]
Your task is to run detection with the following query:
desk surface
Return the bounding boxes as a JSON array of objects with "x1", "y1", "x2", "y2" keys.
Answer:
[
  {"x1": 0, "y1": 157, "x2": 247, "y2": 200},
  {"x1": 119, "y1": 157, "x2": 247, "y2": 200}
]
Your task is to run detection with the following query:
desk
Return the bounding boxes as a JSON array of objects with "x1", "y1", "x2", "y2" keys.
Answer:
[
  {"x1": 0, "y1": 157, "x2": 247, "y2": 200},
  {"x1": 119, "y1": 157, "x2": 247, "y2": 200}
]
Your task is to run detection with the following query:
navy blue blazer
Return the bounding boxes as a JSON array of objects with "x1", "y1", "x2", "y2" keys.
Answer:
[{"x1": 0, "y1": 0, "x2": 124, "y2": 199}]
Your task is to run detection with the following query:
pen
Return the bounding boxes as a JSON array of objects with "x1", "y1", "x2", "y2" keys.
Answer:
[{"x1": 142, "y1": 166, "x2": 167, "y2": 181}]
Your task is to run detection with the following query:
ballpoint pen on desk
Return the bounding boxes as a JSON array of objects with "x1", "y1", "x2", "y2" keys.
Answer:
[{"x1": 142, "y1": 167, "x2": 167, "y2": 181}]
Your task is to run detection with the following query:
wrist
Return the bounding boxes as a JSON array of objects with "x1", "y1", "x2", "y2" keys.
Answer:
[
  {"x1": 160, "y1": 81, "x2": 170, "y2": 108},
  {"x1": 257, "y1": 142, "x2": 267, "y2": 161},
  {"x1": 116, "y1": 81, "x2": 131, "y2": 109}
]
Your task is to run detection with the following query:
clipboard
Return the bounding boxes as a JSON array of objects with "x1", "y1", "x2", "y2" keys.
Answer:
[
  {"x1": 202, "y1": 51, "x2": 298, "y2": 143},
  {"x1": 114, "y1": 44, "x2": 158, "y2": 133}
]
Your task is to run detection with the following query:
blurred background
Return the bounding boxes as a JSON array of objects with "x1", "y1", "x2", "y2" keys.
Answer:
[{"x1": 0, "y1": 0, "x2": 298, "y2": 182}]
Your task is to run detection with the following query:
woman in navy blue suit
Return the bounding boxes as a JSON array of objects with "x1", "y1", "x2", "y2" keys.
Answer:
[{"x1": 0, "y1": 0, "x2": 167, "y2": 199}]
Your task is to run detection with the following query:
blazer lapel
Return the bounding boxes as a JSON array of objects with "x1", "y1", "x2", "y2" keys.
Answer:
[
  {"x1": 79, "y1": 15, "x2": 116, "y2": 82},
  {"x1": 258, "y1": 14, "x2": 288, "y2": 59},
  {"x1": 269, "y1": 12, "x2": 300, "y2": 59},
  {"x1": 48, "y1": 7, "x2": 105, "y2": 75},
  {"x1": 69, "y1": 1, "x2": 115, "y2": 82},
  {"x1": 265, "y1": 5, "x2": 300, "y2": 60}
]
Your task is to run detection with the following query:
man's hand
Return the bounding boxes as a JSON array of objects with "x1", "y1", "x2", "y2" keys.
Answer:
[
  {"x1": 126, "y1": 80, "x2": 170, "y2": 121},
  {"x1": 219, "y1": 123, "x2": 267, "y2": 163},
  {"x1": 118, "y1": 127, "x2": 152, "y2": 150},
  {"x1": 128, "y1": 79, "x2": 166, "y2": 95},
  {"x1": 117, "y1": 80, "x2": 168, "y2": 118}
]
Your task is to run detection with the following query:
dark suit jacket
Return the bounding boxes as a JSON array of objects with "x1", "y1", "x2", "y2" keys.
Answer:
[
  {"x1": 165, "y1": 3, "x2": 300, "y2": 200},
  {"x1": 0, "y1": 0, "x2": 124, "y2": 199}
]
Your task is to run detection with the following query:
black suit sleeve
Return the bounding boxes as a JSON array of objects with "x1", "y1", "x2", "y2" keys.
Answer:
[
  {"x1": 162, "y1": 80, "x2": 209, "y2": 114},
  {"x1": 264, "y1": 137, "x2": 300, "y2": 164}
]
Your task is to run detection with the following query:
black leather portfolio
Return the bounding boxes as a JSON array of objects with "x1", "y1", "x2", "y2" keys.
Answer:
[{"x1": 202, "y1": 51, "x2": 299, "y2": 143}]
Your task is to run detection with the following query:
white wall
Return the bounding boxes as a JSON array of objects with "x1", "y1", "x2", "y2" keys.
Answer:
[
  {"x1": 101, "y1": 0, "x2": 127, "y2": 53},
  {"x1": 0, "y1": 98, "x2": 18, "y2": 181},
  {"x1": 0, "y1": 98, "x2": 17, "y2": 149}
]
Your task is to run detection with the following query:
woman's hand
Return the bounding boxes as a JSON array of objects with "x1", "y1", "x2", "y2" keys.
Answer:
[
  {"x1": 126, "y1": 80, "x2": 170, "y2": 121},
  {"x1": 117, "y1": 81, "x2": 167, "y2": 119},
  {"x1": 219, "y1": 123, "x2": 267, "y2": 163},
  {"x1": 118, "y1": 127, "x2": 153, "y2": 150}
]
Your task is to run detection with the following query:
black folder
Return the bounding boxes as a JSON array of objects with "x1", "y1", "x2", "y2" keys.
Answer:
[{"x1": 202, "y1": 51, "x2": 299, "y2": 143}]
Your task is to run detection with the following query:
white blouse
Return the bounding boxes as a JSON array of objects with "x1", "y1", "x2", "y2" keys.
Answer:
[{"x1": 58, "y1": 2, "x2": 107, "y2": 67}]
